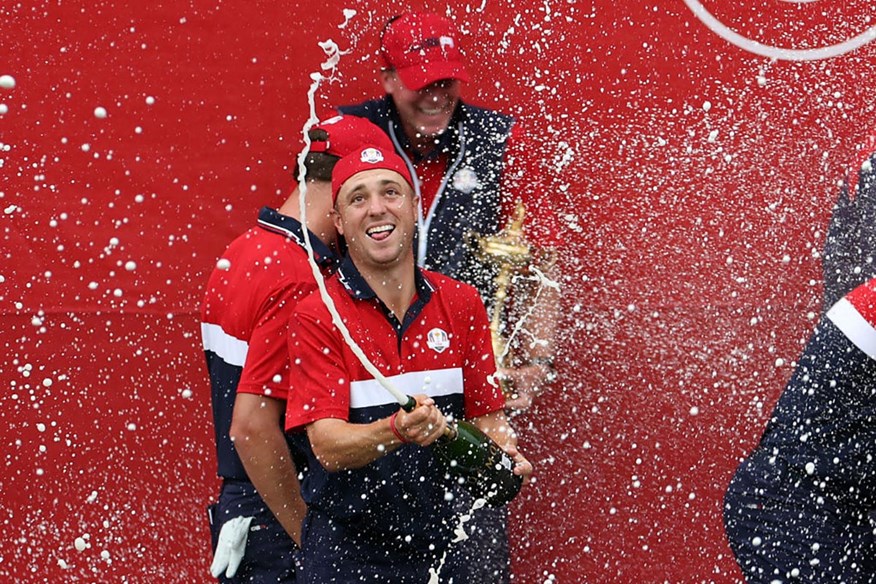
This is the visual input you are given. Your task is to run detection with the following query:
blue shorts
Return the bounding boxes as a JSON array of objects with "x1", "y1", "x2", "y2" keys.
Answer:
[
  {"x1": 208, "y1": 480, "x2": 300, "y2": 583},
  {"x1": 724, "y1": 451, "x2": 876, "y2": 583}
]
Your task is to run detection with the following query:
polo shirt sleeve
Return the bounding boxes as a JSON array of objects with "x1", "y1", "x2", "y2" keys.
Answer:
[
  {"x1": 285, "y1": 306, "x2": 352, "y2": 433},
  {"x1": 237, "y1": 279, "x2": 313, "y2": 401},
  {"x1": 827, "y1": 277, "x2": 876, "y2": 360},
  {"x1": 461, "y1": 286, "x2": 505, "y2": 419}
]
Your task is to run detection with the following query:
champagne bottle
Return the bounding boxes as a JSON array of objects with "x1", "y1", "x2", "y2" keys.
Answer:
[
  {"x1": 433, "y1": 418, "x2": 523, "y2": 507},
  {"x1": 400, "y1": 396, "x2": 523, "y2": 507}
]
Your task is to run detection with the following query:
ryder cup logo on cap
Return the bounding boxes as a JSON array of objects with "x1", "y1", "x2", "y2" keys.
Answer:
[
  {"x1": 360, "y1": 147, "x2": 384, "y2": 164},
  {"x1": 410, "y1": 35, "x2": 455, "y2": 53},
  {"x1": 332, "y1": 145, "x2": 414, "y2": 202},
  {"x1": 426, "y1": 328, "x2": 450, "y2": 353}
]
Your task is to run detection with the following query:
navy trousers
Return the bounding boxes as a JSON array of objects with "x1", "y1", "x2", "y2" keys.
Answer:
[{"x1": 208, "y1": 480, "x2": 300, "y2": 583}]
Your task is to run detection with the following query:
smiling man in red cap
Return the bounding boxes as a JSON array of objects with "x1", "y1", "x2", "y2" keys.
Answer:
[
  {"x1": 284, "y1": 143, "x2": 532, "y2": 583},
  {"x1": 201, "y1": 116, "x2": 391, "y2": 583},
  {"x1": 373, "y1": 12, "x2": 470, "y2": 148},
  {"x1": 339, "y1": 11, "x2": 562, "y2": 582}
]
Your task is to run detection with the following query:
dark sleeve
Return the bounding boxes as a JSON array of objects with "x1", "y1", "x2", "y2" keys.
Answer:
[
  {"x1": 759, "y1": 317, "x2": 876, "y2": 487},
  {"x1": 822, "y1": 152, "x2": 876, "y2": 310}
]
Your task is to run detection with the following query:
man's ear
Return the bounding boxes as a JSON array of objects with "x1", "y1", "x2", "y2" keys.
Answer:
[
  {"x1": 332, "y1": 207, "x2": 344, "y2": 236},
  {"x1": 380, "y1": 70, "x2": 397, "y2": 94}
]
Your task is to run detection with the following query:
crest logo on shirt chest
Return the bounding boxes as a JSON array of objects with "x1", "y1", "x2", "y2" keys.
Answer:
[
  {"x1": 451, "y1": 167, "x2": 480, "y2": 194},
  {"x1": 426, "y1": 328, "x2": 450, "y2": 353}
]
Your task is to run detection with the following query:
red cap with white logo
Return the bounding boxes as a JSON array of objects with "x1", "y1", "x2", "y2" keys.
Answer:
[
  {"x1": 309, "y1": 115, "x2": 393, "y2": 158},
  {"x1": 380, "y1": 12, "x2": 470, "y2": 91},
  {"x1": 332, "y1": 145, "x2": 413, "y2": 203}
]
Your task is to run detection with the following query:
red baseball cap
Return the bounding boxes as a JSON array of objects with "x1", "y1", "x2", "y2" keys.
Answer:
[
  {"x1": 332, "y1": 145, "x2": 413, "y2": 203},
  {"x1": 310, "y1": 115, "x2": 393, "y2": 158},
  {"x1": 380, "y1": 12, "x2": 470, "y2": 91}
]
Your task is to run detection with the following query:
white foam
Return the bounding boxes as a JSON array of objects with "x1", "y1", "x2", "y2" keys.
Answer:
[
  {"x1": 297, "y1": 31, "x2": 406, "y2": 406},
  {"x1": 427, "y1": 498, "x2": 488, "y2": 583}
]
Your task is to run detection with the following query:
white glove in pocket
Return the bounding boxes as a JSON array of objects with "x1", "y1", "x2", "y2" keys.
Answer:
[{"x1": 210, "y1": 515, "x2": 253, "y2": 578}]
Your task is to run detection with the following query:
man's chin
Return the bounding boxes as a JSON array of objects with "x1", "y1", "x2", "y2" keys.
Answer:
[{"x1": 354, "y1": 250, "x2": 399, "y2": 266}]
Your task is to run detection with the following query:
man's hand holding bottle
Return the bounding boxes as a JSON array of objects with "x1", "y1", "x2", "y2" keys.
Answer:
[
  {"x1": 391, "y1": 394, "x2": 533, "y2": 505},
  {"x1": 389, "y1": 394, "x2": 447, "y2": 446}
]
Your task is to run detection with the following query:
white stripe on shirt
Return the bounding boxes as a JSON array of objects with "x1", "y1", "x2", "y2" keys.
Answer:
[
  {"x1": 350, "y1": 367, "x2": 464, "y2": 410},
  {"x1": 201, "y1": 322, "x2": 249, "y2": 367},
  {"x1": 826, "y1": 297, "x2": 876, "y2": 361}
]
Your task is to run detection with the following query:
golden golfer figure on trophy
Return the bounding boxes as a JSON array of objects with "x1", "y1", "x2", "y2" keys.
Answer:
[{"x1": 469, "y1": 201, "x2": 555, "y2": 399}]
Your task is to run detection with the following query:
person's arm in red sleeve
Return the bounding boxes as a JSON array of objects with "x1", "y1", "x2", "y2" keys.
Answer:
[
  {"x1": 496, "y1": 119, "x2": 563, "y2": 412},
  {"x1": 236, "y1": 280, "x2": 309, "y2": 400},
  {"x1": 307, "y1": 394, "x2": 447, "y2": 471},
  {"x1": 230, "y1": 281, "x2": 311, "y2": 545}
]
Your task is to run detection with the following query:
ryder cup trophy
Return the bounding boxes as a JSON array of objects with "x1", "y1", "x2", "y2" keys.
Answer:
[{"x1": 469, "y1": 201, "x2": 538, "y2": 397}]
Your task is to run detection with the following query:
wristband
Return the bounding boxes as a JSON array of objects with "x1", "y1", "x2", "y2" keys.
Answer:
[{"x1": 389, "y1": 411, "x2": 409, "y2": 444}]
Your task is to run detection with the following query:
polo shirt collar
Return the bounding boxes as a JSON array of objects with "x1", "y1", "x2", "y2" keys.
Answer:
[
  {"x1": 337, "y1": 255, "x2": 434, "y2": 304},
  {"x1": 256, "y1": 206, "x2": 336, "y2": 268}
]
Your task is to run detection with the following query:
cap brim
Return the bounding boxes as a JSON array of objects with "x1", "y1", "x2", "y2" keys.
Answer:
[{"x1": 396, "y1": 61, "x2": 470, "y2": 91}]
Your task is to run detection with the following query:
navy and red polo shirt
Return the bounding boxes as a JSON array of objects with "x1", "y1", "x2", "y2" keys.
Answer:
[
  {"x1": 201, "y1": 206, "x2": 336, "y2": 481},
  {"x1": 723, "y1": 281, "x2": 876, "y2": 581},
  {"x1": 285, "y1": 255, "x2": 504, "y2": 566}
]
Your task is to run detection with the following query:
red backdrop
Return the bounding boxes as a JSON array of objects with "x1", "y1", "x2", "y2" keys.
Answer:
[{"x1": 3, "y1": 1, "x2": 875, "y2": 581}]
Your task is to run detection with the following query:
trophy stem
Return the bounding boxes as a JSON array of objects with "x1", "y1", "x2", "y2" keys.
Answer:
[{"x1": 490, "y1": 264, "x2": 513, "y2": 367}]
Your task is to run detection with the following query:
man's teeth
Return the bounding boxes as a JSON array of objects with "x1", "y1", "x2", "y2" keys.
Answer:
[{"x1": 367, "y1": 225, "x2": 394, "y2": 236}]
